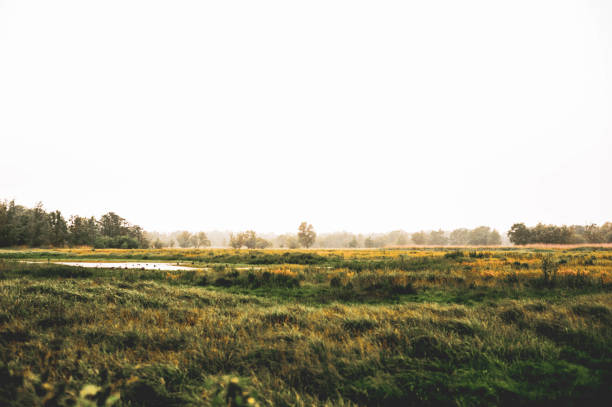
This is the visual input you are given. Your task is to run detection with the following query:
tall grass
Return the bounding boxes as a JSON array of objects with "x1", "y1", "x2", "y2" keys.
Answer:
[{"x1": 0, "y1": 248, "x2": 611, "y2": 406}]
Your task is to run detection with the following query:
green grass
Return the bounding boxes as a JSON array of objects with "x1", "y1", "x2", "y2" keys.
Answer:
[{"x1": 0, "y1": 249, "x2": 611, "y2": 406}]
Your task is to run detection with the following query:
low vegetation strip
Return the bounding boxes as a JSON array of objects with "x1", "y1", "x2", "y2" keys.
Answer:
[{"x1": 0, "y1": 248, "x2": 611, "y2": 406}]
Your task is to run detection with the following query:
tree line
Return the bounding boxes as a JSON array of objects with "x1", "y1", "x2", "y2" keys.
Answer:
[
  {"x1": 309, "y1": 227, "x2": 502, "y2": 248},
  {"x1": 228, "y1": 222, "x2": 316, "y2": 249},
  {"x1": 3, "y1": 200, "x2": 610, "y2": 248},
  {"x1": 507, "y1": 222, "x2": 612, "y2": 245},
  {"x1": 0, "y1": 200, "x2": 147, "y2": 248},
  {"x1": 142, "y1": 222, "x2": 316, "y2": 249}
]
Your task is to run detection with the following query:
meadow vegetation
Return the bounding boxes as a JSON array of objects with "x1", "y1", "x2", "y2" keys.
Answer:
[{"x1": 0, "y1": 248, "x2": 610, "y2": 406}]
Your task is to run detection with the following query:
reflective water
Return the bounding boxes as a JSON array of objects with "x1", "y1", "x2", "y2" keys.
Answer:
[{"x1": 53, "y1": 262, "x2": 198, "y2": 271}]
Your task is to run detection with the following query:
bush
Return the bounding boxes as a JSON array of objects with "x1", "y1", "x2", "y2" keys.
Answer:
[
  {"x1": 540, "y1": 254, "x2": 559, "y2": 286},
  {"x1": 444, "y1": 251, "x2": 464, "y2": 260},
  {"x1": 330, "y1": 276, "x2": 343, "y2": 288}
]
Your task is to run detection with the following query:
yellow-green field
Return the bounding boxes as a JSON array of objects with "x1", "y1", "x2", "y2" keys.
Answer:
[{"x1": 0, "y1": 248, "x2": 611, "y2": 406}]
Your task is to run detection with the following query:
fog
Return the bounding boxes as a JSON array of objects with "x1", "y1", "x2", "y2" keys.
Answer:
[{"x1": 1, "y1": 1, "x2": 610, "y2": 234}]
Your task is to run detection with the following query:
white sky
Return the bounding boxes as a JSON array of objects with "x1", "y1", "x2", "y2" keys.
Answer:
[{"x1": 1, "y1": 0, "x2": 611, "y2": 234}]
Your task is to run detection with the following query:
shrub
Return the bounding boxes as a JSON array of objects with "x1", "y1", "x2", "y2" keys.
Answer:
[
  {"x1": 444, "y1": 251, "x2": 464, "y2": 260},
  {"x1": 330, "y1": 276, "x2": 343, "y2": 288},
  {"x1": 540, "y1": 254, "x2": 559, "y2": 286}
]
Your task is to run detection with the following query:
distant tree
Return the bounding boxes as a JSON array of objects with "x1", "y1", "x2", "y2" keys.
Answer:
[
  {"x1": 507, "y1": 222, "x2": 574, "y2": 245},
  {"x1": 468, "y1": 226, "x2": 500, "y2": 245},
  {"x1": 14, "y1": 205, "x2": 30, "y2": 245},
  {"x1": 487, "y1": 229, "x2": 502, "y2": 245},
  {"x1": 364, "y1": 236, "x2": 376, "y2": 248},
  {"x1": 196, "y1": 232, "x2": 211, "y2": 248},
  {"x1": 0, "y1": 201, "x2": 10, "y2": 246},
  {"x1": 411, "y1": 231, "x2": 428, "y2": 245},
  {"x1": 243, "y1": 230, "x2": 258, "y2": 249},
  {"x1": 428, "y1": 230, "x2": 448, "y2": 246},
  {"x1": 603, "y1": 223, "x2": 612, "y2": 243},
  {"x1": 86, "y1": 217, "x2": 98, "y2": 245},
  {"x1": 529, "y1": 223, "x2": 573, "y2": 244},
  {"x1": 176, "y1": 231, "x2": 192, "y2": 248},
  {"x1": 48, "y1": 210, "x2": 68, "y2": 247},
  {"x1": 395, "y1": 233, "x2": 408, "y2": 246},
  {"x1": 449, "y1": 228, "x2": 470, "y2": 245},
  {"x1": 468, "y1": 227, "x2": 488, "y2": 245},
  {"x1": 28, "y1": 202, "x2": 50, "y2": 246},
  {"x1": 99, "y1": 212, "x2": 126, "y2": 238},
  {"x1": 286, "y1": 235, "x2": 299, "y2": 249},
  {"x1": 311, "y1": 231, "x2": 356, "y2": 248},
  {"x1": 255, "y1": 237, "x2": 271, "y2": 249},
  {"x1": 507, "y1": 223, "x2": 531, "y2": 245},
  {"x1": 153, "y1": 238, "x2": 164, "y2": 249},
  {"x1": 229, "y1": 233, "x2": 244, "y2": 249},
  {"x1": 298, "y1": 222, "x2": 316, "y2": 248},
  {"x1": 126, "y1": 225, "x2": 148, "y2": 248},
  {"x1": 584, "y1": 224, "x2": 605, "y2": 243},
  {"x1": 275, "y1": 234, "x2": 293, "y2": 248},
  {"x1": 0, "y1": 200, "x2": 18, "y2": 246},
  {"x1": 347, "y1": 237, "x2": 358, "y2": 248},
  {"x1": 68, "y1": 216, "x2": 87, "y2": 246},
  {"x1": 569, "y1": 225, "x2": 587, "y2": 243},
  {"x1": 383, "y1": 230, "x2": 406, "y2": 246}
]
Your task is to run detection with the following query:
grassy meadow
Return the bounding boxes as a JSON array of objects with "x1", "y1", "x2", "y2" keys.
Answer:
[{"x1": 0, "y1": 248, "x2": 611, "y2": 406}]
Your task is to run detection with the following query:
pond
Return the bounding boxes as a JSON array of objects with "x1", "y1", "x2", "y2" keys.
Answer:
[{"x1": 51, "y1": 262, "x2": 199, "y2": 271}]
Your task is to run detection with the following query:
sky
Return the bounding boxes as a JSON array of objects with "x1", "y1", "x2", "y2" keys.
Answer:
[{"x1": 1, "y1": 0, "x2": 611, "y2": 234}]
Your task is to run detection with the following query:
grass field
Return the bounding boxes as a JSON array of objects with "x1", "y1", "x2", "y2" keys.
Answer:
[{"x1": 0, "y1": 248, "x2": 611, "y2": 406}]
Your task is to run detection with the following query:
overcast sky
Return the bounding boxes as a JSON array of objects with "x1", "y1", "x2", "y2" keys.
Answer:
[{"x1": 1, "y1": 0, "x2": 611, "y2": 234}]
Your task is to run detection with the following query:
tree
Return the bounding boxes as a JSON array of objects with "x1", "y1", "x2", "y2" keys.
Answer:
[
  {"x1": 99, "y1": 212, "x2": 126, "y2": 238},
  {"x1": 468, "y1": 226, "x2": 500, "y2": 245},
  {"x1": 449, "y1": 228, "x2": 470, "y2": 245},
  {"x1": 0, "y1": 200, "x2": 14, "y2": 246},
  {"x1": 487, "y1": 229, "x2": 502, "y2": 245},
  {"x1": 28, "y1": 202, "x2": 50, "y2": 247},
  {"x1": 243, "y1": 230, "x2": 258, "y2": 249},
  {"x1": 255, "y1": 237, "x2": 271, "y2": 249},
  {"x1": 297, "y1": 222, "x2": 316, "y2": 248},
  {"x1": 176, "y1": 231, "x2": 192, "y2": 248},
  {"x1": 196, "y1": 232, "x2": 211, "y2": 248},
  {"x1": 48, "y1": 210, "x2": 68, "y2": 247},
  {"x1": 584, "y1": 224, "x2": 605, "y2": 243},
  {"x1": 229, "y1": 233, "x2": 244, "y2": 249},
  {"x1": 0, "y1": 200, "x2": 26, "y2": 247},
  {"x1": 190, "y1": 234, "x2": 199, "y2": 248},
  {"x1": 286, "y1": 235, "x2": 300, "y2": 249},
  {"x1": 69, "y1": 216, "x2": 87, "y2": 246},
  {"x1": 508, "y1": 223, "x2": 573, "y2": 245},
  {"x1": 395, "y1": 233, "x2": 408, "y2": 246},
  {"x1": 411, "y1": 231, "x2": 428, "y2": 245},
  {"x1": 428, "y1": 230, "x2": 448, "y2": 246},
  {"x1": 364, "y1": 236, "x2": 376, "y2": 248},
  {"x1": 507, "y1": 223, "x2": 531, "y2": 245},
  {"x1": 602, "y1": 223, "x2": 612, "y2": 243}
]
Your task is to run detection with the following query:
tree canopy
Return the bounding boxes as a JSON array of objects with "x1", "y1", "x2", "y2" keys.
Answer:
[{"x1": 298, "y1": 222, "x2": 316, "y2": 248}]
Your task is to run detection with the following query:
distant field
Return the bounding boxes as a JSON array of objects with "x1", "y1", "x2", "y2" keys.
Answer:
[{"x1": 1, "y1": 248, "x2": 611, "y2": 406}]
